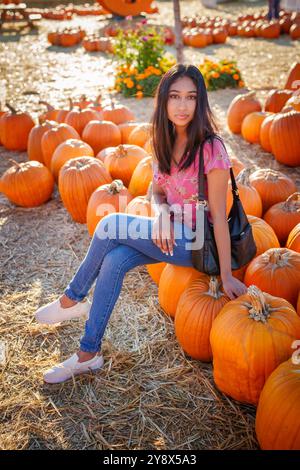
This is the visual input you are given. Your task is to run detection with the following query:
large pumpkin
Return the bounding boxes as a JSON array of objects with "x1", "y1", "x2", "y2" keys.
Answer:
[
  {"x1": 263, "y1": 192, "x2": 300, "y2": 245},
  {"x1": 86, "y1": 179, "x2": 133, "y2": 236},
  {"x1": 227, "y1": 91, "x2": 262, "y2": 134},
  {"x1": 226, "y1": 167, "x2": 263, "y2": 217},
  {"x1": 41, "y1": 123, "x2": 80, "y2": 169},
  {"x1": 249, "y1": 169, "x2": 297, "y2": 213},
  {"x1": 128, "y1": 155, "x2": 153, "y2": 197},
  {"x1": 146, "y1": 262, "x2": 167, "y2": 286},
  {"x1": 248, "y1": 215, "x2": 280, "y2": 254},
  {"x1": 0, "y1": 104, "x2": 35, "y2": 151},
  {"x1": 0, "y1": 160, "x2": 54, "y2": 207},
  {"x1": 82, "y1": 120, "x2": 121, "y2": 154},
  {"x1": 210, "y1": 285, "x2": 300, "y2": 405},
  {"x1": 158, "y1": 265, "x2": 202, "y2": 318},
  {"x1": 175, "y1": 276, "x2": 230, "y2": 361},
  {"x1": 244, "y1": 247, "x2": 300, "y2": 308},
  {"x1": 255, "y1": 359, "x2": 300, "y2": 449},
  {"x1": 102, "y1": 144, "x2": 147, "y2": 187},
  {"x1": 58, "y1": 156, "x2": 112, "y2": 223},
  {"x1": 286, "y1": 223, "x2": 300, "y2": 253},
  {"x1": 51, "y1": 139, "x2": 94, "y2": 181},
  {"x1": 28, "y1": 120, "x2": 56, "y2": 164},
  {"x1": 269, "y1": 110, "x2": 300, "y2": 167}
]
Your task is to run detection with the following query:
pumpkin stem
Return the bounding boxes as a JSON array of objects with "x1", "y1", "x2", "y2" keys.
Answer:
[
  {"x1": 8, "y1": 158, "x2": 22, "y2": 169},
  {"x1": 117, "y1": 144, "x2": 127, "y2": 157},
  {"x1": 95, "y1": 94, "x2": 102, "y2": 105},
  {"x1": 236, "y1": 166, "x2": 255, "y2": 185},
  {"x1": 247, "y1": 285, "x2": 270, "y2": 323},
  {"x1": 68, "y1": 98, "x2": 73, "y2": 109},
  {"x1": 108, "y1": 179, "x2": 124, "y2": 194},
  {"x1": 5, "y1": 103, "x2": 17, "y2": 114},
  {"x1": 208, "y1": 276, "x2": 223, "y2": 299},
  {"x1": 284, "y1": 192, "x2": 300, "y2": 211},
  {"x1": 39, "y1": 101, "x2": 54, "y2": 111}
]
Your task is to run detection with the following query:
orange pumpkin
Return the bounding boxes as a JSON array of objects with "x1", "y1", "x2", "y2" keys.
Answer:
[
  {"x1": 65, "y1": 107, "x2": 102, "y2": 136},
  {"x1": 264, "y1": 89, "x2": 293, "y2": 113},
  {"x1": 210, "y1": 285, "x2": 300, "y2": 405},
  {"x1": 229, "y1": 155, "x2": 245, "y2": 177},
  {"x1": 0, "y1": 104, "x2": 35, "y2": 151},
  {"x1": 128, "y1": 123, "x2": 151, "y2": 147},
  {"x1": 125, "y1": 183, "x2": 155, "y2": 217},
  {"x1": 158, "y1": 265, "x2": 202, "y2": 318},
  {"x1": 86, "y1": 179, "x2": 133, "y2": 236},
  {"x1": 241, "y1": 111, "x2": 271, "y2": 144},
  {"x1": 269, "y1": 110, "x2": 300, "y2": 167},
  {"x1": 283, "y1": 94, "x2": 300, "y2": 112},
  {"x1": 38, "y1": 100, "x2": 60, "y2": 124},
  {"x1": 82, "y1": 120, "x2": 121, "y2": 154},
  {"x1": 41, "y1": 123, "x2": 80, "y2": 169},
  {"x1": 27, "y1": 120, "x2": 56, "y2": 164},
  {"x1": 103, "y1": 144, "x2": 147, "y2": 187},
  {"x1": 51, "y1": 139, "x2": 94, "y2": 181},
  {"x1": 146, "y1": 262, "x2": 167, "y2": 285},
  {"x1": 244, "y1": 248, "x2": 300, "y2": 308},
  {"x1": 259, "y1": 113, "x2": 276, "y2": 152},
  {"x1": 226, "y1": 167, "x2": 263, "y2": 217},
  {"x1": 286, "y1": 223, "x2": 300, "y2": 253},
  {"x1": 58, "y1": 156, "x2": 112, "y2": 223},
  {"x1": 0, "y1": 160, "x2": 54, "y2": 207},
  {"x1": 175, "y1": 275, "x2": 230, "y2": 361},
  {"x1": 227, "y1": 91, "x2": 262, "y2": 134},
  {"x1": 118, "y1": 122, "x2": 139, "y2": 144},
  {"x1": 256, "y1": 359, "x2": 300, "y2": 449},
  {"x1": 249, "y1": 169, "x2": 297, "y2": 213},
  {"x1": 248, "y1": 215, "x2": 280, "y2": 254},
  {"x1": 128, "y1": 155, "x2": 153, "y2": 197},
  {"x1": 290, "y1": 23, "x2": 300, "y2": 40},
  {"x1": 263, "y1": 193, "x2": 300, "y2": 245},
  {"x1": 102, "y1": 102, "x2": 135, "y2": 124},
  {"x1": 284, "y1": 62, "x2": 300, "y2": 90}
]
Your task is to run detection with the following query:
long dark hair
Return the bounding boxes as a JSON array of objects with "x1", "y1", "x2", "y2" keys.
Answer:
[{"x1": 151, "y1": 64, "x2": 218, "y2": 175}]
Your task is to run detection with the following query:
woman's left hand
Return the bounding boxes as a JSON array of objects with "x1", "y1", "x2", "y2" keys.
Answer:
[{"x1": 221, "y1": 275, "x2": 248, "y2": 300}]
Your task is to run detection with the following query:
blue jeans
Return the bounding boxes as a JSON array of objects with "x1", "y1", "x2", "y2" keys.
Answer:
[
  {"x1": 64, "y1": 213, "x2": 196, "y2": 353},
  {"x1": 267, "y1": 0, "x2": 280, "y2": 19}
]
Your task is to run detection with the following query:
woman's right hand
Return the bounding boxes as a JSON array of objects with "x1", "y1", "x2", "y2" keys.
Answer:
[{"x1": 151, "y1": 210, "x2": 177, "y2": 256}]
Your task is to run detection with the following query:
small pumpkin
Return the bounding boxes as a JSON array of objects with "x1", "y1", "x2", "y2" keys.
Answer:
[
  {"x1": 269, "y1": 110, "x2": 300, "y2": 167},
  {"x1": 226, "y1": 167, "x2": 263, "y2": 218},
  {"x1": 51, "y1": 139, "x2": 94, "y2": 181},
  {"x1": 259, "y1": 113, "x2": 277, "y2": 153},
  {"x1": 210, "y1": 285, "x2": 300, "y2": 405},
  {"x1": 125, "y1": 183, "x2": 155, "y2": 217},
  {"x1": 264, "y1": 89, "x2": 293, "y2": 113},
  {"x1": 118, "y1": 122, "x2": 139, "y2": 144},
  {"x1": 284, "y1": 62, "x2": 300, "y2": 90},
  {"x1": 41, "y1": 122, "x2": 80, "y2": 169},
  {"x1": 286, "y1": 223, "x2": 300, "y2": 253},
  {"x1": 128, "y1": 123, "x2": 151, "y2": 147},
  {"x1": 28, "y1": 120, "x2": 56, "y2": 164},
  {"x1": 0, "y1": 104, "x2": 35, "y2": 151},
  {"x1": 146, "y1": 262, "x2": 167, "y2": 285},
  {"x1": 128, "y1": 155, "x2": 153, "y2": 197},
  {"x1": 82, "y1": 120, "x2": 121, "y2": 154},
  {"x1": 103, "y1": 144, "x2": 148, "y2": 187},
  {"x1": 102, "y1": 102, "x2": 135, "y2": 124},
  {"x1": 86, "y1": 179, "x2": 133, "y2": 236},
  {"x1": 65, "y1": 107, "x2": 102, "y2": 136},
  {"x1": 241, "y1": 111, "x2": 271, "y2": 144},
  {"x1": 0, "y1": 160, "x2": 54, "y2": 207}
]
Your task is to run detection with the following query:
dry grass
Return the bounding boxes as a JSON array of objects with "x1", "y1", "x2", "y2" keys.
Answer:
[{"x1": 0, "y1": 0, "x2": 299, "y2": 450}]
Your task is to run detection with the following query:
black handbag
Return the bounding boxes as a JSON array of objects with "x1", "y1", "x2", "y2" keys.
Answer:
[{"x1": 191, "y1": 137, "x2": 257, "y2": 276}]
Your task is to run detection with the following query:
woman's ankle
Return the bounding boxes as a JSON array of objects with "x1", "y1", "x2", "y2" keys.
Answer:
[
  {"x1": 59, "y1": 294, "x2": 78, "y2": 308},
  {"x1": 77, "y1": 350, "x2": 98, "y2": 363}
]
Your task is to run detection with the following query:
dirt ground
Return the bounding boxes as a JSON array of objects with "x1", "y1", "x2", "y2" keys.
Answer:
[{"x1": 0, "y1": 0, "x2": 299, "y2": 450}]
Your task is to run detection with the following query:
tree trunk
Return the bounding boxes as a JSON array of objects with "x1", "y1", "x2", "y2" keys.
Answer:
[{"x1": 173, "y1": 0, "x2": 184, "y2": 64}]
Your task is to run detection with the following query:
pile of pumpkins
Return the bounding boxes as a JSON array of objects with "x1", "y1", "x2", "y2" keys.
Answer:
[
  {"x1": 102, "y1": 23, "x2": 175, "y2": 46},
  {"x1": 0, "y1": 95, "x2": 154, "y2": 238},
  {"x1": 82, "y1": 34, "x2": 114, "y2": 53},
  {"x1": 48, "y1": 27, "x2": 86, "y2": 47},
  {"x1": 29, "y1": 3, "x2": 108, "y2": 20},
  {"x1": 182, "y1": 9, "x2": 300, "y2": 44},
  {"x1": 227, "y1": 62, "x2": 300, "y2": 167}
]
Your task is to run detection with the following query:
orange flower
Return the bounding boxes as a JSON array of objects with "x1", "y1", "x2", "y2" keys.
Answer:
[
  {"x1": 238, "y1": 80, "x2": 245, "y2": 88},
  {"x1": 212, "y1": 72, "x2": 220, "y2": 79},
  {"x1": 136, "y1": 91, "x2": 143, "y2": 99},
  {"x1": 126, "y1": 79, "x2": 134, "y2": 89},
  {"x1": 137, "y1": 84, "x2": 142, "y2": 90},
  {"x1": 233, "y1": 74, "x2": 240, "y2": 80}
]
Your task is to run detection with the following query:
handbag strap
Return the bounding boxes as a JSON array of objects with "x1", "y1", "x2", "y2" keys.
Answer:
[{"x1": 198, "y1": 136, "x2": 239, "y2": 203}]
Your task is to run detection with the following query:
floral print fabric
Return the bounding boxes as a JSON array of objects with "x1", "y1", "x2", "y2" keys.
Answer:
[{"x1": 152, "y1": 138, "x2": 232, "y2": 228}]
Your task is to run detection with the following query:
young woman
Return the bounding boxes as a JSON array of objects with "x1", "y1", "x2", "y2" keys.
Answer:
[{"x1": 35, "y1": 64, "x2": 247, "y2": 384}]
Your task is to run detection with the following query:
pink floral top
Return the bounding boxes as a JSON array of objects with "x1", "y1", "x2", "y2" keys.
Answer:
[{"x1": 152, "y1": 138, "x2": 232, "y2": 229}]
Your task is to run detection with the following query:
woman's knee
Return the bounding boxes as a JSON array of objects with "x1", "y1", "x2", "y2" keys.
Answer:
[{"x1": 94, "y1": 212, "x2": 121, "y2": 239}]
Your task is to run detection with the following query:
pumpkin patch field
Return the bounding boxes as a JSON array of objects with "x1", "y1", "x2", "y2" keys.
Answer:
[{"x1": 0, "y1": 0, "x2": 300, "y2": 451}]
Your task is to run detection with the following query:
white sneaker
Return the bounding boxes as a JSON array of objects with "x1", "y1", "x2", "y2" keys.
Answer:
[
  {"x1": 35, "y1": 298, "x2": 91, "y2": 325},
  {"x1": 43, "y1": 353, "x2": 104, "y2": 384}
]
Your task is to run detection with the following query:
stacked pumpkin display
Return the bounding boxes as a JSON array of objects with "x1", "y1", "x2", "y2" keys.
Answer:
[{"x1": 227, "y1": 62, "x2": 300, "y2": 167}]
